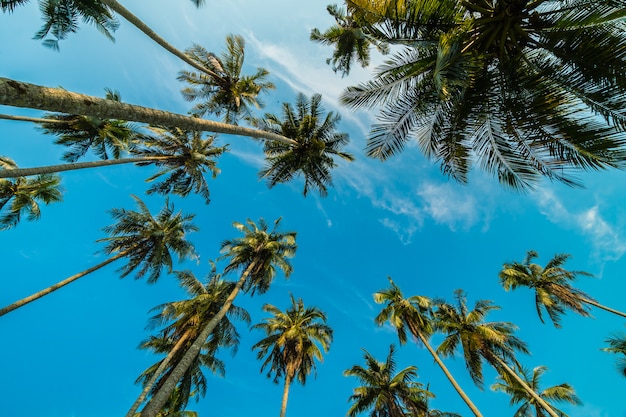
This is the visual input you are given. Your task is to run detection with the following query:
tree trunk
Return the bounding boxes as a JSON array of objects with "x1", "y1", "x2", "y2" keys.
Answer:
[
  {"x1": 0, "y1": 156, "x2": 175, "y2": 178},
  {"x1": 0, "y1": 114, "x2": 62, "y2": 124},
  {"x1": 101, "y1": 0, "x2": 219, "y2": 78},
  {"x1": 491, "y1": 355, "x2": 560, "y2": 417},
  {"x1": 580, "y1": 297, "x2": 626, "y2": 318},
  {"x1": 0, "y1": 250, "x2": 129, "y2": 317},
  {"x1": 415, "y1": 331, "x2": 484, "y2": 417},
  {"x1": 139, "y1": 262, "x2": 256, "y2": 417},
  {"x1": 279, "y1": 374, "x2": 292, "y2": 417},
  {"x1": 0, "y1": 77, "x2": 296, "y2": 145}
]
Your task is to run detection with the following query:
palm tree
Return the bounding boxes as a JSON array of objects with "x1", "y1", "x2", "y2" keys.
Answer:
[
  {"x1": 130, "y1": 269, "x2": 249, "y2": 416},
  {"x1": 374, "y1": 278, "x2": 484, "y2": 417},
  {"x1": 0, "y1": 77, "x2": 295, "y2": 145},
  {"x1": 0, "y1": 157, "x2": 63, "y2": 230},
  {"x1": 344, "y1": 344, "x2": 431, "y2": 417},
  {"x1": 0, "y1": 195, "x2": 197, "y2": 316},
  {"x1": 255, "y1": 93, "x2": 355, "y2": 197},
  {"x1": 0, "y1": 127, "x2": 226, "y2": 203},
  {"x1": 178, "y1": 35, "x2": 275, "y2": 124},
  {"x1": 310, "y1": 4, "x2": 389, "y2": 76},
  {"x1": 139, "y1": 217, "x2": 297, "y2": 417},
  {"x1": 499, "y1": 250, "x2": 626, "y2": 325},
  {"x1": 252, "y1": 295, "x2": 333, "y2": 417},
  {"x1": 318, "y1": 0, "x2": 626, "y2": 190},
  {"x1": 603, "y1": 328, "x2": 626, "y2": 378},
  {"x1": 491, "y1": 365, "x2": 582, "y2": 417},
  {"x1": 435, "y1": 290, "x2": 561, "y2": 417}
]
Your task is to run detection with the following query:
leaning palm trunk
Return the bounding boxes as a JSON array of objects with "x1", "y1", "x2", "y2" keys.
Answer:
[
  {"x1": 410, "y1": 325, "x2": 484, "y2": 417},
  {"x1": 279, "y1": 373, "x2": 292, "y2": 417},
  {"x1": 139, "y1": 262, "x2": 256, "y2": 417},
  {"x1": 491, "y1": 355, "x2": 560, "y2": 417},
  {"x1": 0, "y1": 156, "x2": 177, "y2": 178},
  {"x1": 0, "y1": 114, "x2": 63, "y2": 124},
  {"x1": 0, "y1": 77, "x2": 296, "y2": 145},
  {"x1": 580, "y1": 297, "x2": 626, "y2": 318},
  {"x1": 100, "y1": 0, "x2": 218, "y2": 78},
  {"x1": 0, "y1": 249, "x2": 130, "y2": 317}
]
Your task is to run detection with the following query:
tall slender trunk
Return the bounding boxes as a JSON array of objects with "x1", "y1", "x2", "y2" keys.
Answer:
[
  {"x1": 414, "y1": 330, "x2": 484, "y2": 417},
  {"x1": 0, "y1": 250, "x2": 129, "y2": 317},
  {"x1": 0, "y1": 156, "x2": 176, "y2": 179},
  {"x1": 279, "y1": 374, "x2": 292, "y2": 417},
  {"x1": 100, "y1": 0, "x2": 218, "y2": 78},
  {"x1": 0, "y1": 114, "x2": 62, "y2": 124},
  {"x1": 0, "y1": 77, "x2": 296, "y2": 145},
  {"x1": 491, "y1": 355, "x2": 560, "y2": 417},
  {"x1": 139, "y1": 262, "x2": 256, "y2": 417},
  {"x1": 580, "y1": 297, "x2": 626, "y2": 318}
]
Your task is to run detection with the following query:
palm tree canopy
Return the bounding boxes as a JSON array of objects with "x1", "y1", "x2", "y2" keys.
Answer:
[
  {"x1": 178, "y1": 35, "x2": 275, "y2": 124},
  {"x1": 40, "y1": 89, "x2": 140, "y2": 162},
  {"x1": 252, "y1": 294, "x2": 333, "y2": 386},
  {"x1": 132, "y1": 126, "x2": 227, "y2": 204},
  {"x1": 316, "y1": 0, "x2": 626, "y2": 191},
  {"x1": 0, "y1": 156, "x2": 63, "y2": 230},
  {"x1": 344, "y1": 344, "x2": 432, "y2": 417},
  {"x1": 435, "y1": 289, "x2": 529, "y2": 389},
  {"x1": 499, "y1": 250, "x2": 594, "y2": 327},
  {"x1": 603, "y1": 328, "x2": 626, "y2": 378},
  {"x1": 255, "y1": 93, "x2": 354, "y2": 197},
  {"x1": 491, "y1": 365, "x2": 582, "y2": 417},
  {"x1": 97, "y1": 195, "x2": 198, "y2": 283},
  {"x1": 219, "y1": 217, "x2": 297, "y2": 295}
]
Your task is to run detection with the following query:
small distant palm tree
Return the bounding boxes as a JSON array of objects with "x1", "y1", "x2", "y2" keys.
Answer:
[
  {"x1": 252, "y1": 295, "x2": 333, "y2": 417},
  {"x1": 256, "y1": 93, "x2": 354, "y2": 197},
  {"x1": 0, "y1": 195, "x2": 197, "y2": 316},
  {"x1": 140, "y1": 218, "x2": 297, "y2": 417},
  {"x1": 499, "y1": 250, "x2": 626, "y2": 325},
  {"x1": 178, "y1": 35, "x2": 275, "y2": 124},
  {"x1": 344, "y1": 344, "x2": 431, "y2": 417},
  {"x1": 603, "y1": 328, "x2": 626, "y2": 378},
  {"x1": 0, "y1": 157, "x2": 63, "y2": 230},
  {"x1": 491, "y1": 365, "x2": 582, "y2": 417}
]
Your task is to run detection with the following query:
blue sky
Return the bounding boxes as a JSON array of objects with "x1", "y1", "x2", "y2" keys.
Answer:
[{"x1": 1, "y1": 1, "x2": 625, "y2": 417}]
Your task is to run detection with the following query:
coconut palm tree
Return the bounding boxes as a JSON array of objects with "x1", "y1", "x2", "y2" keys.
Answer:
[
  {"x1": 344, "y1": 344, "x2": 431, "y2": 417},
  {"x1": 374, "y1": 278, "x2": 484, "y2": 417},
  {"x1": 0, "y1": 127, "x2": 226, "y2": 203},
  {"x1": 140, "y1": 217, "x2": 297, "y2": 417},
  {"x1": 132, "y1": 270, "x2": 249, "y2": 416},
  {"x1": 178, "y1": 35, "x2": 275, "y2": 124},
  {"x1": 316, "y1": 0, "x2": 626, "y2": 190},
  {"x1": 435, "y1": 290, "x2": 561, "y2": 417},
  {"x1": 603, "y1": 328, "x2": 626, "y2": 378},
  {"x1": 255, "y1": 93, "x2": 355, "y2": 197},
  {"x1": 0, "y1": 157, "x2": 63, "y2": 230},
  {"x1": 499, "y1": 250, "x2": 626, "y2": 325},
  {"x1": 252, "y1": 295, "x2": 333, "y2": 417},
  {"x1": 0, "y1": 195, "x2": 197, "y2": 316},
  {"x1": 491, "y1": 365, "x2": 582, "y2": 417}
]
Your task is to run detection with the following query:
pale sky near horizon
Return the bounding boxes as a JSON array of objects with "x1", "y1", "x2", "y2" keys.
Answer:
[{"x1": 1, "y1": 2, "x2": 625, "y2": 417}]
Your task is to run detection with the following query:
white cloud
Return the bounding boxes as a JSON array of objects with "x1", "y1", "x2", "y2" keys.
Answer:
[{"x1": 417, "y1": 182, "x2": 480, "y2": 231}]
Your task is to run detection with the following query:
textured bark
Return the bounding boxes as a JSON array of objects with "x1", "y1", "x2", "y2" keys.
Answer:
[
  {"x1": 0, "y1": 250, "x2": 128, "y2": 317},
  {"x1": 581, "y1": 297, "x2": 626, "y2": 318},
  {"x1": 279, "y1": 374, "x2": 292, "y2": 417},
  {"x1": 139, "y1": 262, "x2": 257, "y2": 417},
  {"x1": 0, "y1": 114, "x2": 62, "y2": 124},
  {"x1": 0, "y1": 77, "x2": 296, "y2": 145},
  {"x1": 0, "y1": 156, "x2": 175, "y2": 178}
]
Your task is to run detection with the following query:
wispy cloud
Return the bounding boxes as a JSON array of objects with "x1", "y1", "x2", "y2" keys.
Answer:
[{"x1": 417, "y1": 182, "x2": 481, "y2": 231}]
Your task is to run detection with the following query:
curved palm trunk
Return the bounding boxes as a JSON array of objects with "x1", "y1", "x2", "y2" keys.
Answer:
[
  {"x1": 0, "y1": 77, "x2": 296, "y2": 145},
  {"x1": 0, "y1": 114, "x2": 62, "y2": 124},
  {"x1": 100, "y1": 0, "x2": 218, "y2": 78},
  {"x1": 491, "y1": 355, "x2": 560, "y2": 417},
  {"x1": 279, "y1": 374, "x2": 292, "y2": 417},
  {"x1": 580, "y1": 297, "x2": 626, "y2": 318},
  {"x1": 139, "y1": 262, "x2": 256, "y2": 417},
  {"x1": 0, "y1": 249, "x2": 129, "y2": 317},
  {"x1": 414, "y1": 330, "x2": 484, "y2": 417},
  {"x1": 0, "y1": 156, "x2": 176, "y2": 179}
]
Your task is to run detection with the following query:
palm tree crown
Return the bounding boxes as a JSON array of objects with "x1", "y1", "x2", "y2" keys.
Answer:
[
  {"x1": 256, "y1": 93, "x2": 355, "y2": 197},
  {"x1": 344, "y1": 344, "x2": 431, "y2": 417},
  {"x1": 603, "y1": 327, "x2": 626, "y2": 378},
  {"x1": 178, "y1": 35, "x2": 275, "y2": 124},
  {"x1": 318, "y1": 0, "x2": 626, "y2": 190}
]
